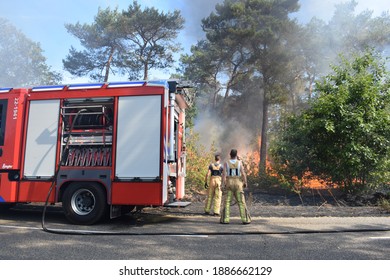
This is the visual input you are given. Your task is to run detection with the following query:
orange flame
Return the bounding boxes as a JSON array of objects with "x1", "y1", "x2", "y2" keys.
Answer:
[{"x1": 241, "y1": 136, "x2": 327, "y2": 189}]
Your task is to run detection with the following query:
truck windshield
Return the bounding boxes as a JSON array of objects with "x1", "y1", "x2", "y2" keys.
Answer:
[{"x1": 0, "y1": 99, "x2": 7, "y2": 146}]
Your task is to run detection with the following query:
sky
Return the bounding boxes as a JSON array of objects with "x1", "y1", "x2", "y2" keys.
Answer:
[{"x1": 1, "y1": 0, "x2": 390, "y2": 84}]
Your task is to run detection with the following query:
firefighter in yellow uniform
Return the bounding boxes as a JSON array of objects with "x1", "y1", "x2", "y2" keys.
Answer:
[
  {"x1": 204, "y1": 154, "x2": 223, "y2": 216},
  {"x1": 220, "y1": 149, "x2": 251, "y2": 224}
]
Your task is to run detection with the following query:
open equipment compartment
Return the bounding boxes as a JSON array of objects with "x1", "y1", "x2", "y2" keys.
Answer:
[{"x1": 60, "y1": 98, "x2": 114, "y2": 168}]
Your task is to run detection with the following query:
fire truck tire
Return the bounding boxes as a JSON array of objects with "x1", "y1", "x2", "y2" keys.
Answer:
[{"x1": 62, "y1": 182, "x2": 108, "y2": 225}]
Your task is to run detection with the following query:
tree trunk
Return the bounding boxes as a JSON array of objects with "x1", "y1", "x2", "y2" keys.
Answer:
[
  {"x1": 213, "y1": 90, "x2": 218, "y2": 108},
  {"x1": 104, "y1": 47, "x2": 115, "y2": 82},
  {"x1": 290, "y1": 86, "x2": 296, "y2": 114},
  {"x1": 308, "y1": 73, "x2": 315, "y2": 100},
  {"x1": 143, "y1": 62, "x2": 148, "y2": 80},
  {"x1": 259, "y1": 95, "x2": 269, "y2": 175}
]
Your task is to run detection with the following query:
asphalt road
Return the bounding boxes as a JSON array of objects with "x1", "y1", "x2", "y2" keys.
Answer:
[{"x1": 0, "y1": 204, "x2": 390, "y2": 260}]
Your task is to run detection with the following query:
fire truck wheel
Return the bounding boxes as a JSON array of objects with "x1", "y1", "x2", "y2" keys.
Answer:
[{"x1": 62, "y1": 182, "x2": 108, "y2": 225}]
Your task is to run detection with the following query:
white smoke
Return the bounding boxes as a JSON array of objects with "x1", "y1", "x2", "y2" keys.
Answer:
[
  {"x1": 163, "y1": 0, "x2": 223, "y2": 52},
  {"x1": 179, "y1": 0, "x2": 223, "y2": 40},
  {"x1": 193, "y1": 109, "x2": 255, "y2": 161}
]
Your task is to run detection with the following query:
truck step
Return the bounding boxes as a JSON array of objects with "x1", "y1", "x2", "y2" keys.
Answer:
[{"x1": 165, "y1": 201, "x2": 191, "y2": 208}]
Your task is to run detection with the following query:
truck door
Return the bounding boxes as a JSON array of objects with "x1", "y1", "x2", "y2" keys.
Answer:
[
  {"x1": 0, "y1": 99, "x2": 7, "y2": 150},
  {"x1": 0, "y1": 89, "x2": 27, "y2": 202},
  {"x1": 23, "y1": 99, "x2": 60, "y2": 179},
  {"x1": 115, "y1": 95, "x2": 162, "y2": 179}
]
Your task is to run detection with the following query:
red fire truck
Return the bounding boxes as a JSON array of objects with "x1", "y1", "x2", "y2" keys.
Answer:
[{"x1": 0, "y1": 80, "x2": 189, "y2": 224}]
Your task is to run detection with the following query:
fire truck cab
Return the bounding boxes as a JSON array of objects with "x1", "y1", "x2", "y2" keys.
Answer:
[{"x1": 0, "y1": 80, "x2": 189, "y2": 224}]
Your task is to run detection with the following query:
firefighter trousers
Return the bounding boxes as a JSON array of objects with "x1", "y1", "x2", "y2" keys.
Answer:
[
  {"x1": 220, "y1": 177, "x2": 251, "y2": 224},
  {"x1": 204, "y1": 176, "x2": 222, "y2": 215}
]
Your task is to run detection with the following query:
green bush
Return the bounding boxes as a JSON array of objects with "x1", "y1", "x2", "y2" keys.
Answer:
[{"x1": 270, "y1": 50, "x2": 390, "y2": 193}]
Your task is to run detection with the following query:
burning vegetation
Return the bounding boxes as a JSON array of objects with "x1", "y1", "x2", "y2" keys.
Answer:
[{"x1": 182, "y1": 1, "x2": 390, "y2": 196}]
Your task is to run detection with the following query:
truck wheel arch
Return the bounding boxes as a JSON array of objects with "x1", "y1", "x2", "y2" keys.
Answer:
[{"x1": 58, "y1": 181, "x2": 110, "y2": 203}]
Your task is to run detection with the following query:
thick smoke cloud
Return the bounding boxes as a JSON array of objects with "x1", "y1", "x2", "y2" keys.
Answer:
[
  {"x1": 165, "y1": 0, "x2": 223, "y2": 44},
  {"x1": 193, "y1": 109, "x2": 256, "y2": 162}
]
